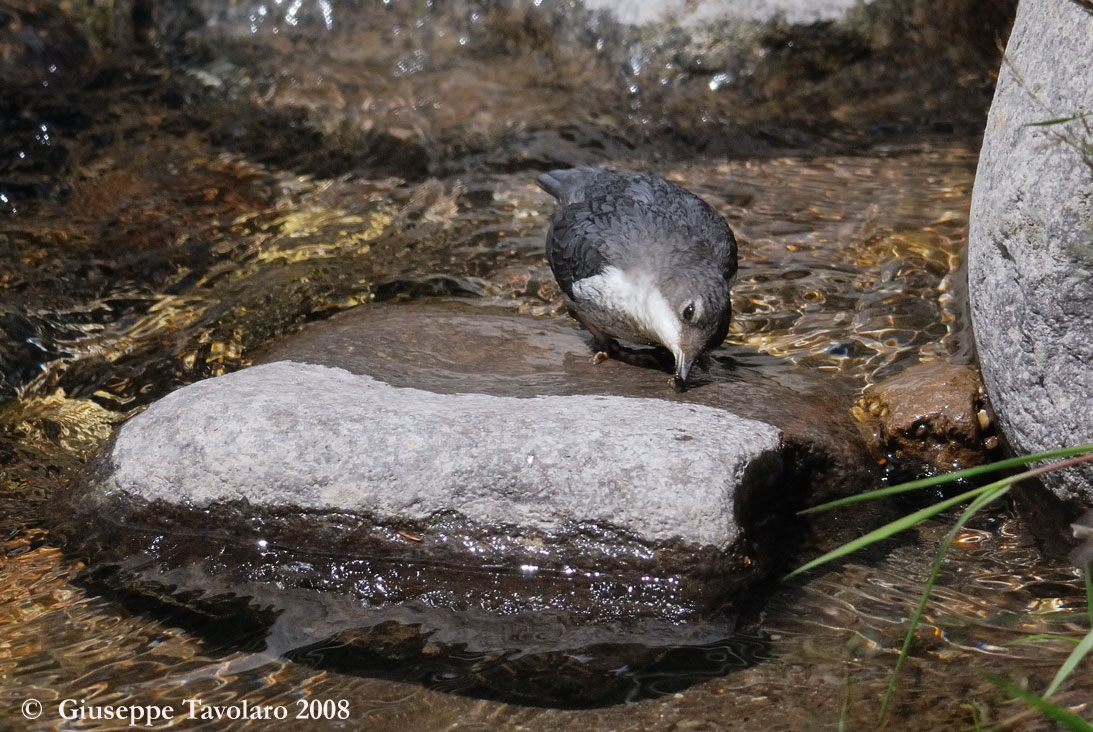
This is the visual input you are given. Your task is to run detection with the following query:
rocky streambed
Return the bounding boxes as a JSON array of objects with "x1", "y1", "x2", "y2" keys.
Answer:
[{"x1": 6, "y1": 0, "x2": 1093, "y2": 728}]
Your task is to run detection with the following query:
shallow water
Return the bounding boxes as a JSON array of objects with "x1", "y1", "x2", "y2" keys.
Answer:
[{"x1": 2, "y1": 4, "x2": 1089, "y2": 728}]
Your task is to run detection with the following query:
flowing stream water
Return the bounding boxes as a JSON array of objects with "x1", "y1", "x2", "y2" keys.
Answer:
[{"x1": 1, "y1": 2, "x2": 1089, "y2": 729}]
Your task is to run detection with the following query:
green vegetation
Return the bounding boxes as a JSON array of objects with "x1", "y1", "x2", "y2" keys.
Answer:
[{"x1": 788, "y1": 444, "x2": 1093, "y2": 725}]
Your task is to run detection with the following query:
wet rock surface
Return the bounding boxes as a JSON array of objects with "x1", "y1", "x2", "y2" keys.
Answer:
[
  {"x1": 56, "y1": 301, "x2": 876, "y2": 703},
  {"x1": 967, "y1": 0, "x2": 1093, "y2": 508},
  {"x1": 256, "y1": 301, "x2": 877, "y2": 504},
  {"x1": 854, "y1": 360, "x2": 993, "y2": 475}
]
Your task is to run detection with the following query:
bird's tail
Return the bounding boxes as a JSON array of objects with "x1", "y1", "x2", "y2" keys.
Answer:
[{"x1": 536, "y1": 167, "x2": 603, "y2": 202}]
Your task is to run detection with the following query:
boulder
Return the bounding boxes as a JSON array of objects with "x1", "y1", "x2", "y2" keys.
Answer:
[
  {"x1": 55, "y1": 302, "x2": 877, "y2": 702},
  {"x1": 967, "y1": 0, "x2": 1093, "y2": 507},
  {"x1": 76, "y1": 357, "x2": 784, "y2": 567},
  {"x1": 252, "y1": 302, "x2": 876, "y2": 506}
]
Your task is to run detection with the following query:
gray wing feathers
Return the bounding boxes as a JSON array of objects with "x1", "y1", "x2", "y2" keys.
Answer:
[
  {"x1": 544, "y1": 211, "x2": 607, "y2": 298},
  {"x1": 540, "y1": 166, "x2": 738, "y2": 292}
]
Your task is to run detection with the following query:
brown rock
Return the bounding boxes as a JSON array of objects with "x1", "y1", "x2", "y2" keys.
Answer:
[{"x1": 855, "y1": 360, "x2": 993, "y2": 474}]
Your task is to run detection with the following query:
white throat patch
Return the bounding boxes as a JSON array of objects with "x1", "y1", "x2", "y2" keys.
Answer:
[{"x1": 571, "y1": 265, "x2": 682, "y2": 351}]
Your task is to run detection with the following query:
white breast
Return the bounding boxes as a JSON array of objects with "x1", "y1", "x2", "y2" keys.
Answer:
[{"x1": 570, "y1": 266, "x2": 681, "y2": 350}]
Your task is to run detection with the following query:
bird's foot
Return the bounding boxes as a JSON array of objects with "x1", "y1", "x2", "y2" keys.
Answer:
[{"x1": 669, "y1": 376, "x2": 687, "y2": 393}]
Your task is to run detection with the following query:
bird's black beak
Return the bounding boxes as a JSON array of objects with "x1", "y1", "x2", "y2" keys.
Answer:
[{"x1": 671, "y1": 356, "x2": 694, "y2": 392}]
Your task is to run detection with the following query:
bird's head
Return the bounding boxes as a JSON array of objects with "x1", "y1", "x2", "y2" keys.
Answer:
[{"x1": 647, "y1": 269, "x2": 733, "y2": 388}]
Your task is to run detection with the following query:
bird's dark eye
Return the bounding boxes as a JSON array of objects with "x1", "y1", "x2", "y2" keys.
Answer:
[{"x1": 682, "y1": 303, "x2": 695, "y2": 322}]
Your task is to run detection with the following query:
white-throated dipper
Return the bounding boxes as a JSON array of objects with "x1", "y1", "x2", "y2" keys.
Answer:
[{"x1": 538, "y1": 166, "x2": 738, "y2": 390}]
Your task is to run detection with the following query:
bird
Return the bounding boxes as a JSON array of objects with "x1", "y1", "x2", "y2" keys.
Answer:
[{"x1": 537, "y1": 166, "x2": 738, "y2": 390}]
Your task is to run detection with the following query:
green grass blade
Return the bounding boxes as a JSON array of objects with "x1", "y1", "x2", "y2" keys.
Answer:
[
  {"x1": 983, "y1": 672, "x2": 1093, "y2": 732},
  {"x1": 801, "y1": 444, "x2": 1093, "y2": 515},
  {"x1": 1085, "y1": 565, "x2": 1093, "y2": 628},
  {"x1": 1005, "y1": 634, "x2": 1083, "y2": 646},
  {"x1": 1045, "y1": 627, "x2": 1093, "y2": 697},
  {"x1": 784, "y1": 444, "x2": 1093, "y2": 725},
  {"x1": 786, "y1": 483, "x2": 991, "y2": 579},
  {"x1": 837, "y1": 664, "x2": 851, "y2": 732},
  {"x1": 1026, "y1": 112, "x2": 1092, "y2": 127},
  {"x1": 877, "y1": 483, "x2": 1011, "y2": 721},
  {"x1": 966, "y1": 701, "x2": 983, "y2": 732}
]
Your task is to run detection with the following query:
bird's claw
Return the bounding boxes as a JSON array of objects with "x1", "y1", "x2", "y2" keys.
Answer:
[{"x1": 669, "y1": 376, "x2": 687, "y2": 393}]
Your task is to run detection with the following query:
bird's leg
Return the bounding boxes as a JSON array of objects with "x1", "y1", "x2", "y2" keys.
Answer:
[
  {"x1": 566, "y1": 307, "x2": 673, "y2": 373},
  {"x1": 567, "y1": 308, "x2": 616, "y2": 365}
]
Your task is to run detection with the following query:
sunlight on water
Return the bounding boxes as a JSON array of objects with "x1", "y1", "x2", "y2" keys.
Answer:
[{"x1": 0, "y1": 2, "x2": 1085, "y2": 728}]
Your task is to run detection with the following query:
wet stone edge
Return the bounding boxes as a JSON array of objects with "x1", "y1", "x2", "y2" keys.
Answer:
[{"x1": 51, "y1": 434, "x2": 797, "y2": 625}]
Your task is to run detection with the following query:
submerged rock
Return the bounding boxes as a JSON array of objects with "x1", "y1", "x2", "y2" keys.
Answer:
[
  {"x1": 967, "y1": 0, "x2": 1093, "y2": 509},
  {"x1": 55, "y1": 301, "x2": 876, "y2": 702}
]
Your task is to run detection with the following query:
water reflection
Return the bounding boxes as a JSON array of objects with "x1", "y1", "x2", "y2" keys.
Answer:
[{"x1": 2, "y1": 502, "x2": 1089, "y2": 727}]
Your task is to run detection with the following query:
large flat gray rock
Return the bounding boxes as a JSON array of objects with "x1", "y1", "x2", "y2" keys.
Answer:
[
  {"x1": 252, "y1": 302, "x2": 875, "y2": 505},
  {"x1": 967, "y1": 0, "x2": 1093, "y2": 507},
  {"x1": 107, "y1": 360, "x2": 782, "y2": 549}
]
